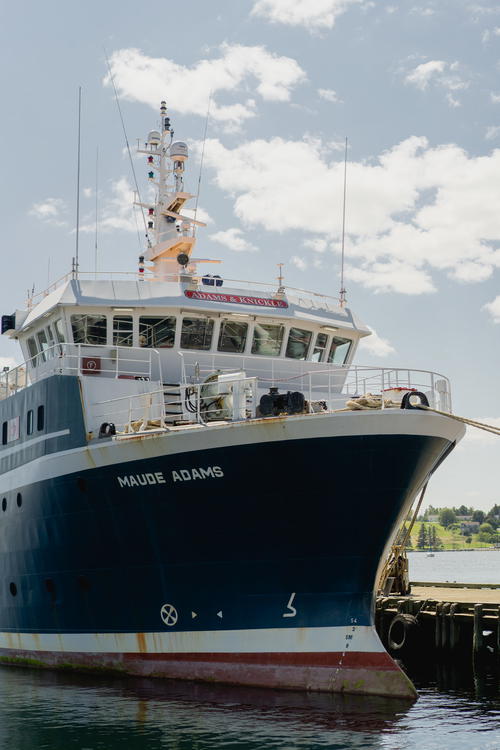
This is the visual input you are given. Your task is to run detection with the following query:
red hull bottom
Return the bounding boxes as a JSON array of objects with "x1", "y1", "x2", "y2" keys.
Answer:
[{"x1": 0, "y1": 648, "x2": 417, "y2": 699}]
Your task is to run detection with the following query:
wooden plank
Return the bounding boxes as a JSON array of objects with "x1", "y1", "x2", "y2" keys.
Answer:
[{"x1": 410, "y1": 585, "x2": 500, "y2": 604}]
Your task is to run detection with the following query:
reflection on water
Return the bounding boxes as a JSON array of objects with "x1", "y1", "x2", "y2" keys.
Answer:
[{"x1": 0, "y1": 665, "x2": 499, "y2": 750}]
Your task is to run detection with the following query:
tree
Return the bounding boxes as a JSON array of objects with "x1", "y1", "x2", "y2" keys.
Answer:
[
  {"x1": 428, "y1": 525, "x2": 442, "y2": 549},
  {"x1": 472, "y1": 510, "x2": 485, "y2": 524},
  {"x1": 439, "y1": 508, "x2": 457, "y2": 528},
  {"x1": 456, "y1": 504, "x2": 469, "y2": 516},
  {"x1": 478, "y1": 522, "x2": 496, "y2": 544},
  {"x1": 417, "y1": 524, "x2": 428, "y2": 549}
]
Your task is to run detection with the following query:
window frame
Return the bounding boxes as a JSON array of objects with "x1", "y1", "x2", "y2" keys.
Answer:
[{"x1": 285, "y1": 326, "x2": 313, "y2": 361}]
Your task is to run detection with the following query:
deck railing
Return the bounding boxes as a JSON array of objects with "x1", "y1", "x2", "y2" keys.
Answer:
[
  {"x1": 0, "y1": 343, "x2": 452, "y2": 417},
  {"x1": 0, "y1": 343, "x2": 163, "y2": 400}
]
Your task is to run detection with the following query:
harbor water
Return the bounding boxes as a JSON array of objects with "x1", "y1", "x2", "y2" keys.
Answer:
[{"x1": 0, "y1": 550, "x2": 498, "y2": 749}]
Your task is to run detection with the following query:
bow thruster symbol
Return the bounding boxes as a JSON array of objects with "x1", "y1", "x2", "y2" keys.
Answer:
[{"x1": 160, "y1": 603, "x2": 178, "y2": 626}]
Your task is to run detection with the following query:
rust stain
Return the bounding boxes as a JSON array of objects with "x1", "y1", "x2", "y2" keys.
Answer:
[
  {"x1": 32, "y1": 633, "x2": 41, "y2": 651},
  {"x1": 136, "y1": 632, "x2": 147, "y2": 653}
]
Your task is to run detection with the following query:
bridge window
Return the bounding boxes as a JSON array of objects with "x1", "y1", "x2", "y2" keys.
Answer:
[
  {"x1": 251, "y1": 323, "x2": 284, "y2": 356},
  {"x1": 181, "y1": 317, "x2": 214, "y2": 351},
  {"x1": 45, "y1": 325, "x2": 56, "y2": 357},
  {"x1": 327, "y1": 336, "x2": 352, "y2": 365},
  {"x1": 36, "y1": 330, "x2": 49, "y2": 363},
  {"x1": 54, "y1": 319, "x2": 66, "y2": 344},
  {"x1": 218, "y1": 321, "x2": 248, "y2": 353},
  {"x1": 27, "y1": 337, "x2": 38, "y2": 366},
  {"x1": 285, "y1": 327, "x2": 312, "y2": 360},
  {"x1": 311, "y1": 333, "x2": 328, "y2": 362},
  {"x1": 27, "y1": 410, "x2": 34, "y2": 435},
  {"x1": 71, "y1": 315, "x2": 107, "y2": 346},
  {"x1": 139, "y1": 316, "x2": 176, "y2": 348},
  {"x1": 113, "y1": 316, "x2": 133, "y2": 347}
]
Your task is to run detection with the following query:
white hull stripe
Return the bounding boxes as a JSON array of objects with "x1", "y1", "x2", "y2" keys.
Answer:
[
  {"x1": 0, "y1": 626, "x2": 384, "y2": 655},
  {"x1": 0, "y1": 429, "x2": 70, "y2": 459},
  {"x1": 0, "y1": 410, "x2": 464, "y2": 491}
]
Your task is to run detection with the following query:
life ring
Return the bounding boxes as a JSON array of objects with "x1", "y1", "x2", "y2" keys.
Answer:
[
  {"x1": 401, "y1": 391, "x2": 429, "y2": 410},
  {"x1": 387, "y1": 613, "x2": 419, "y2": 651}
]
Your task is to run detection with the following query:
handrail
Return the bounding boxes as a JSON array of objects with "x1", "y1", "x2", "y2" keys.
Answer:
[
  {"x1": 28, "y1": 270, "x2": 342, "y2": 308},
  {"x1": 0, "y1": 342, "x2": 162, "y2": 400}
]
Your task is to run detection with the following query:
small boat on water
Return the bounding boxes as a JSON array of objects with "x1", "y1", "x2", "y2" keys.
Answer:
[{"x1": 0, "y1": 101, "x2": 465, "y2": 698}]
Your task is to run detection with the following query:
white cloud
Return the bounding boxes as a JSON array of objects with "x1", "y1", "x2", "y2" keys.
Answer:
[
  {"x1": 318, "y1": 88, "x2": 341, "y2": 103},
  {"x1": 405, "y1": 60, "x2": 446, "y2": 90},
  {"x1": 410, "y1": 6, "x2": 435, "y2": 16},
  {"x1": 83, "y1": 187, "x2": 93, "y2": 199},
  {"x1": 251, "y1": 0, "x2": 361, "y2": 31},
  {"x1": 483, "y1": 295, "x2": 500, "y2": 323},
  {"x1": 357, "y1": 327, "x2": 395, "y2": 358},
  {"x1": 198, "y1": 134, "x2": 500, "y2": 295},
  {"x1": 490, "y1": 92, "x2": 500, "y2": 103},
  {"x1": 105, "y1": 46, "x2": 306, "y2": 131},
  {"x1": 485, "y1": 125, "x2": 500, "y2": 140},
  {"x1": 482, "y1": 26, "x2": 500, "y2": 41},
  {"x1": 80, "y1": 178, "x2": 136, "y2": 234},
  {"x1": 291, "y1": 255, "x2": 308, "y2": 270},
  {"x1": 182, "y1": 207, "x2": 214, "y2": 225},
  {"x1": 303, "y1": 238, "x2": 327, "y2": 253},
  {"x1": 29, "y1": 198, "x2": 67, "y2": 227},
  {"x1": 404, "y1": 59, "x2": 469, "y2": 106},
  {"x1": 209, "y1": 227, "x2": 258, "y2": 253}
]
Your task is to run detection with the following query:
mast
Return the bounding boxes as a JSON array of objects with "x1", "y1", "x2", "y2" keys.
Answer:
[{"x1": 135, "y1": 101, "x2": 208, "y2": 281}]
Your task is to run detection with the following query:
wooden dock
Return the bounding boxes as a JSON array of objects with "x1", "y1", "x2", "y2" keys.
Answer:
[{"x1": 376, "y1": 582, "x2": 500, "y2": 665}]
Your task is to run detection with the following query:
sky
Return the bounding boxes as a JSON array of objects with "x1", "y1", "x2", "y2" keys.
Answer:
[{"x1": 0, "y1": 0, "x2": 499, "y2": 510}]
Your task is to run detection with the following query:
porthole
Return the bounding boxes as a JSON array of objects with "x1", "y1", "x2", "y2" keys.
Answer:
[
  {"x1": 2, "y1": 498, "x2": 6, "y2": 512},
  {"x1": 16, "y1": 493, "x2": 22, "y2": 508},
  {"x1": 9, "y1": 582, "x2": 17, "y2": 597}
]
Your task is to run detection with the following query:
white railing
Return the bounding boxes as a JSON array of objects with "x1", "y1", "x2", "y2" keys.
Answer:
[
  {"x1": 0, "y1": 343, "x2": 163, "y2": 400},
  {"x1": 178, "y1": 355, "x2": 452, "y2": 414},
  {"x1": 28, "y1": 270, "x2": 341, "y2": 310},
  {"x1": 93, "y1": 388, "x2": 166, "y2": 435}
]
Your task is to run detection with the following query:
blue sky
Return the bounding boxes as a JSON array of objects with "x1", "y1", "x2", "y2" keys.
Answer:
[{"x1": 1, "y1": 0, "x2": 499, "y2": 510}]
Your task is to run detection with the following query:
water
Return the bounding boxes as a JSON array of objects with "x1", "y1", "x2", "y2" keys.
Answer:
[
  {"x1": 0, "y1": 551, "x2": 498, "y2": 749},
  {"x1": 408, "y1": 549, "x2": 500, "y2": 584}
]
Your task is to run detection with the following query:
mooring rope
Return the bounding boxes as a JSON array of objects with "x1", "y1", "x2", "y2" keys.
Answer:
[{"x1": 343, "y1": 393, "x2": 500, "y2": 437}]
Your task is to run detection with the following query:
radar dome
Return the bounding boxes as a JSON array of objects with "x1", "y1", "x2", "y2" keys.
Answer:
[
  {"x1": 170, "y1": 141, "x2": 188, "y2": 161},
  {"x1": 147, "y1": 131, "x2": 161, "y2": 146}
]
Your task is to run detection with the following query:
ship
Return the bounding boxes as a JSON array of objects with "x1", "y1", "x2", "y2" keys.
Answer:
[{"x1": 0, "y1": 101, "x2": 465, "y2": 699}]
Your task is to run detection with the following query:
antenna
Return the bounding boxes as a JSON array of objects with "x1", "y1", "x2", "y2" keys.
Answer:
[
  {"x1": 75, "y1": 86, "x2": 82, "y2": 279},
  {"x1": 193, "y1": 92, "x2": 211, "y2": 232},
  {"x1": 277, "y1": 263, "x2": 285, "y2": 293},
  {"x1": 104, "y1": 48, "x2": 149, "y2": 244},
  {"x1": 339, "y1": 136, "x2": 348, "y2": 308},
  {"x1": 94, "y1": 147, "x2": 99, "y2": 279}
]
